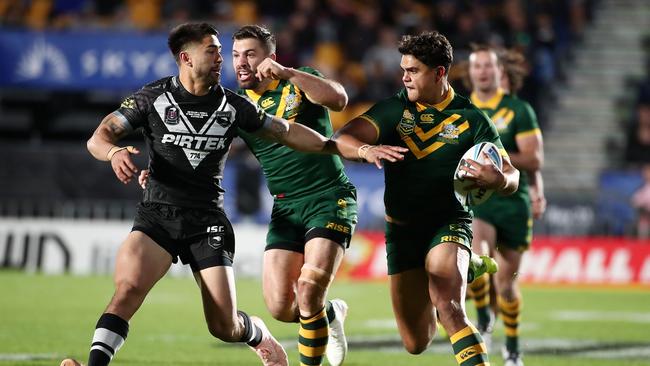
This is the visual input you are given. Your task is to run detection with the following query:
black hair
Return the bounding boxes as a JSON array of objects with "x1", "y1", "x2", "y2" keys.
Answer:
[
  {"x1": 398, "y1": 31, "x2": 453, "y2": 74},
  {"x1": 168, "y1": 22, "x2": 219, "y2": 63}
]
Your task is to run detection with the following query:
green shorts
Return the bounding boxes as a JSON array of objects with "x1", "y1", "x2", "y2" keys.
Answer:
[
  {"x1": 471, "y1": 194, "x2": 532, "y2": 251},
  {"x1": 266, "y1": 184, "x2": 358, "y2": 253},
  {"x1": 385, "y1": 219, "x2": 473, "y2": 275}
]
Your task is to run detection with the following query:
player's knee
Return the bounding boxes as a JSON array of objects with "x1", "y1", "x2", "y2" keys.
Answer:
[
  {"x1": 263, "y1": 286, "x2": 298, "y2": 322},
  {"x1": 113, "y1": 280, "x2": 147, "y2": 305},
  {"x1": 435, "y1": 299, "x2": 466, "y2": 326},
  {"x1": 402, "y1": 336, "x2": 431, "y2": 355},
  {"x1": 266, "y1": 301, "x2": 298, "y2": 323},
  {"x1": 206, "y1": 319, "x2": 239, "y2": 342},
  {"x1": 297, "y1": 264, "x2": 332, "y2": 311}
]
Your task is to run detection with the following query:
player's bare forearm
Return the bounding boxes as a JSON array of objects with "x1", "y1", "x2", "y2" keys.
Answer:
[
  {"x1": 287, "y1": 69, "x2": 348, "y2": 111},
  {"x1": 256, "y1": 117, "x2": 329, "y2": 153},
  {"x1": 512, "y1": 133, "x2": 544, "y2": 172},
  {"x1": 528, "y1": 169, "x2": 546, "y2": 218},
  {"x1": 509, "y1": 150, "x2": 543, "y2": 172},
  {"x1": 499, "y1": 157, "x2": 520, "y2": 195},
  {"x1": 332, "y1": 120, "x2": 407, "y2": 168},
  {"x1": 87, "y1": 112, "x2": 133, "y2": 161}
]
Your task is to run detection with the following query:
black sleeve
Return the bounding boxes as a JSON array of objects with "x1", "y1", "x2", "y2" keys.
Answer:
[
  {"x1": 232, "y1": 93, "x2": 271, "y2": 133},
  {"x1": 115, "y1": 87, "x2": 156, "y2": 129}
]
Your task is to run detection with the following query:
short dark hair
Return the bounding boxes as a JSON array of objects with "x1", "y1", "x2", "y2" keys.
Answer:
[
  {"x1": 398, "y1": 31, "x2": 453, "y2": 74},
  {"x1": 232, "y1": 25, "x2": 276, "y2": 54},
  {"x1": 168, "y1": 22, "x2": 219, "y2": 63}
]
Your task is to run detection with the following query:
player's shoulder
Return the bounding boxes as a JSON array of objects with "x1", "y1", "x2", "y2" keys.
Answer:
[
  {"x1": 141, "y1": 76, "x2": 175, "y2": 94},
  {"x1": 503, "y1": 93, "x2": 532, "y2": 109},
  {"x1": 121, "y1": 76, "x2": 173, "y2": 110},
  {"x1": 453, "y1": 94, "x2": 490, "y2": 123},
  {"x1": 224, "y1": 87, "x2": 253, "y2": 104}
]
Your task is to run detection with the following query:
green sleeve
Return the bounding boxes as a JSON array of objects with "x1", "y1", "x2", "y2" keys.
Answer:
[
  {"x1": 471, "y1": 109, "x2": 506, "y2": 151},
  {"x1": 358, "y1": 96, "x2": 404, "y2": 144},
  {"x1": 297, "y1": 66, "x2": 324, "y2": 78},
  {"x1": 515, "y1": 100, "x2": 540, "y2": 135}
]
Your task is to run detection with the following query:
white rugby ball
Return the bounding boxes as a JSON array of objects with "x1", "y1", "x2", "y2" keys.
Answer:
[{"x1": 453, "y1": 142, "x2": 503, "y2": 206}]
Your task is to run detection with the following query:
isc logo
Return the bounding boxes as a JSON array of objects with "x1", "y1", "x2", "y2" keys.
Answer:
[{"x1": 206, "y1": 226, "x2": 225, "y2": 233}]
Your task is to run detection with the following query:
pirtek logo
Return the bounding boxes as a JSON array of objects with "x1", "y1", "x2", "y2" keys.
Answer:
[{"x1": 161, "y1": 133, "x2": 227, "y2": 151}]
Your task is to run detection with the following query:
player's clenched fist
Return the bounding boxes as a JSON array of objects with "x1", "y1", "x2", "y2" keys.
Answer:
[{"x1": 107, "y1": 145, "x2": 139, "y2": 184}]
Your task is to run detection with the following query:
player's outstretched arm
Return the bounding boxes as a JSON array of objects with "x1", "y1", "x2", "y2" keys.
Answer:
[
  {"x1": 332, "y1": 117, "x2": 409, "y2": 169},
  {"x1": 255, "y1": 116, "x2": 406, "y2": 168},
  {"x1": 87, "y1": 112, "x2": 140, "y2": 184},
  {"x1": 255, "y1": 58, "x2": 347, "y2": 111}
]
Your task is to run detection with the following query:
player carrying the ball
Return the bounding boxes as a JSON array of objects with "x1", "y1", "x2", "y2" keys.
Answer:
[{"x1": 332, "y1": 31, "x2": 520, "y2": 366}]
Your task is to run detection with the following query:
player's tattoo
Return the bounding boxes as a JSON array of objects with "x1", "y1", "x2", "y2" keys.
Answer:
[
  {"x1": 259, "y1": 117, "x2": 289, "y2": 142},
  {"x1": 101, "y1": 112, "x2": 133, "y2": 139}
]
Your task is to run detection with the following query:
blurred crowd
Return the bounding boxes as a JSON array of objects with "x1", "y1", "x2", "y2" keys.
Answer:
[{"x1": 0, "y1": 0, "x2": 597, "y2": 127}]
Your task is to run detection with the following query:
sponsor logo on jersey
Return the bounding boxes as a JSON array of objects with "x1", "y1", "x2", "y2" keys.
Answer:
[
  {"x1": 120, "y1": 97, "x2": 136, "y2": 109},
  {"x1": 161, "y1": 133, "x2": 227, "y2": 151},
  {"x1": 261, "y1": 97, "x2": 276, "y2": 109},
  {"x1": 420, "y1": 113, "x2": 435, "y2": 123},
  {"x1": 437, "y1": 124, "x2": 460, "y2": 144},
  {"x1": 285, "y1": 92, "x2": 301, "y2": 113},
  {"x1": 398, "y1": 109, "x2": 416, "y2": 135},
  {"x1": 214, "y1": 111, "x2": 232, "y2": 127},
  {"x1": 164, "y1": 106, "x2": 179, "y2": 125}
]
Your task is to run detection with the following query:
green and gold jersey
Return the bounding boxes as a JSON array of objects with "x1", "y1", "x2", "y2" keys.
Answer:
[
  {"x1": 360, "y1": 87, "x2": 507, "y2": 223},
  {"x1": 238, "y1": 66, "x2": 349, "y2": 198},
  {"x1": 471, "y1": 88, "x2": 540, "y2": 197}
]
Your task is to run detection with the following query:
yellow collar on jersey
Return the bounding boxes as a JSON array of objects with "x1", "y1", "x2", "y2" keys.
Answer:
[
  {"x1": 415, "y1": 85, "x2": 455, "y2": 112},
  {"x1": 470, "y1": 88, "x2": 505, "y2": 110},
  {"x1": 245, "y1": 79, "x2": 282, "y2": 103}
]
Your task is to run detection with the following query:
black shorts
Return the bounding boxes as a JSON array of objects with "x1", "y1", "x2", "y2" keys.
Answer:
[{"x1": 132, "y1": 202, "x2": 235, "y2": 272}]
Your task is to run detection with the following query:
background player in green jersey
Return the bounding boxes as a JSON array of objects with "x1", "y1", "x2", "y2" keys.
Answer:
[
  {"x1": 468, "y1": 45, "x2": 546, "y2": 366},
  {"x1": 332, "y1": 31, "x2": 520, "y2": 366}
]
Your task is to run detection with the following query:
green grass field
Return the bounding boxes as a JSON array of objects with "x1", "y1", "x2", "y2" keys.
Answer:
[{"x1": 1, "y1": 271, "x2": 649, "y2": 366}]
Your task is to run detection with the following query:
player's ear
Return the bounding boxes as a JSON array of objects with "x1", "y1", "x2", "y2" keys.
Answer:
[
  {"x1": 270, "y1": 53, "x2": 277, "y2": 61},
  {"x1": 180, "y1": 51, "x2": 192, "y2": 68},
  {"x1": 435, "y1": 66, "x2": 446, "y2": 82}
]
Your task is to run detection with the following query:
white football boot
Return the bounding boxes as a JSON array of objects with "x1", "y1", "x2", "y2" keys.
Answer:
[
  {"x1": 326, "y1": 299, "x2": 349, "y2": 366},
  {"x1": 249, "y1": 316, "x2": 289, "y2": 366}
]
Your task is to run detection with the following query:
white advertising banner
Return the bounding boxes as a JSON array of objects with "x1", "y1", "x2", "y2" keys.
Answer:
[{"x1": 0, "y1": 219, "x2": 267, "y2": 277}]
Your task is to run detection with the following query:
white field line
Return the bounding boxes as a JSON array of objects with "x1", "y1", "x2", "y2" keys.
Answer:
[{"x1": 550, "y1": 310, "x2": 650, "y2": 323}]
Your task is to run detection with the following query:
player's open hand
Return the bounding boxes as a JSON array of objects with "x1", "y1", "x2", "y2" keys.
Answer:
[
  {"x1": 138, "y1": 169, "x2": 150, "y2": 189},
  {"x1": 459, "y1": 151, "x2": 506, "y2": 190},
  {"x1": 255, "y1": 58, "x2": 292, "y2": 81},
  {"x1": 360, "y1": 145, "x2": 408, "y2": 169},
  {"x1": 109, "y1": 146, "x2": 140, "y2": 184}
]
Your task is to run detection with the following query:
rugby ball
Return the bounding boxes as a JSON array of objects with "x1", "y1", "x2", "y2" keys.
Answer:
[{"x1": 453, "y1": 142, "x2": 503, "y2": 206}]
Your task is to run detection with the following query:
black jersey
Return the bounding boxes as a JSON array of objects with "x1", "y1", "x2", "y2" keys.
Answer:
[{"x1": 116, "y1": 76, "x2": 268, "y2": 209}]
